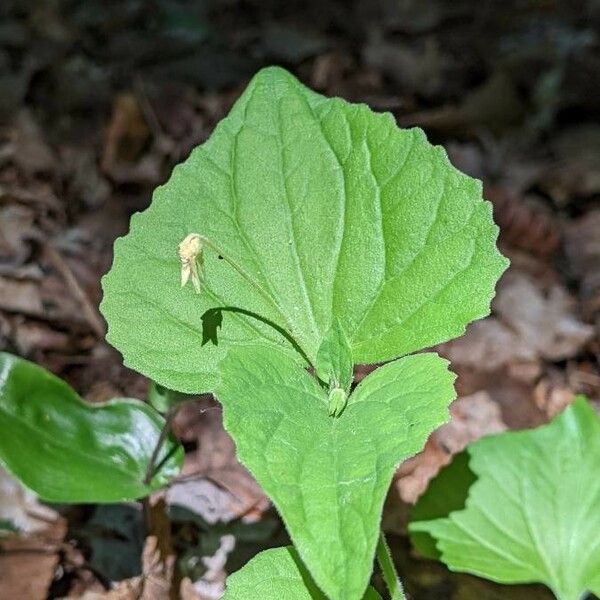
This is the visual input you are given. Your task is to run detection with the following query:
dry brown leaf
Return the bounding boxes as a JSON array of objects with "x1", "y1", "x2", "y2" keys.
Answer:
[
  {"x1": 0, "y1": 204, "x2": 37, "y2": 264},
  {"x1": 0, "y1": 273, "x2": 86, "y2": 328},
  {"x1": 167, "y1": 478, "x2": 241, "y2": 525},
  {"x1": 439, "y1": 318, "x2": 537, "y2": 373},
  {"x1": 67, "y1": 148, "x2": 111, "y2": 210},
  {"x1": 0, "y1": 467, "x2": 59, "y2": 533},
  {"x1": 310, "y1": 51, "x2": 352, "y2": 91},
  {"x1": 102, "y1": 93, "x2": 150, "y2": 173},
  {"x1": 83, "y1": 380, "x2": 123, "y2": 403},
  {"x1": 567, "y1": 361, "x2": 600, "y2": 400},
  {"x1": 100, "y1": 93, "x2": 166, "y2": 186},
  {"x1": 485, "y1": 186, "x2": 561, "y2": 258},
  {"x1": 363, "y1": 35, "x2": 447, "y2": 98},
  {"x1": 171, "y1": 401, "x2": 269, "y2": 523},
  {"x1": 0, "y1": 521, "x2": 66, "y2": 600},
  {"x1": 10, "y1": 109, "x2": 57, "y2": 175},
  {"x1": 13, "y1": 319, "x2": 72, "y2": 354},
  {"x1": 494, "y1": 271, "x2": 594, "y2": 361},
  {"x1": 540, "y1": 125, "x2": 600, "y2": 205},
  {"x1": 180, "y1": 578, "x2": 205, "y2": 600},
  {"x1": 533, "y1": 370, "x2": 576, "y2": 418},
  {"x1": 0, "y1": 276, "x2": 44, "y2": 315},
  {"x1": 0, "y1": 472, "x2": 66, "y2": 600},
  {"x1": 399, "y1": 71, "x2": 526, "y2": 134},
  {"x1": 565, "y1": 209, "x2": 600, "y2": 321},
  {"x1": 441, "y1": 269, "x2": 594, "y2": 373}
]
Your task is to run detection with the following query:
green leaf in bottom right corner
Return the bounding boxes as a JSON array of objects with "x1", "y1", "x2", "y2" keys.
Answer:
[{"x1": 409, "y1": 395, "x2": 600, "y2": 600}]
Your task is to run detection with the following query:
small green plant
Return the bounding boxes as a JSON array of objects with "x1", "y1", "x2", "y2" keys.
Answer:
[
  {"x1": 410, "y1": 396, "x2": 600, "y2": 600},
  {"x1": 0, "y1": 67, "x2": 508, "y2": 599},
  {"x1": 100, "y1": 66, "x2": 507, "y2": 599}
]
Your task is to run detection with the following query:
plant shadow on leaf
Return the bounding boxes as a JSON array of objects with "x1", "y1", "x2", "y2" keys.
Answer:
[
  {"x1": 201, "y1": 307, "x2": 223, "y2": 346},
  {"x1": 409, "y1": 451, "x2": 476, "y2": 559},
  {"x1": 201, "y1": 306, "x2": 313, "y2": 368}
]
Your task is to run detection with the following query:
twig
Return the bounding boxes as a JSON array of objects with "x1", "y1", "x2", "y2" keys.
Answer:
[
  {"x1": 0, "y1": 546, "x2": 59, "y2": 555},
  {"x1": 43, "y1": 244, "x2": 106, "y2": 338},
  {"x1": 134, "y1": 75, "x2": 165, "y2": 140}
]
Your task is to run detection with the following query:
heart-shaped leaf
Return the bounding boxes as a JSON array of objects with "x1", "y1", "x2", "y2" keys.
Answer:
[
  {"x1": 216, "y1": 345, "x2": 456, "y2": 600},
  {"x1": 101, "y1": 66, "x2": 507, "y2": 393},
  {"x1": 0, "y1": 352, "x2": 183, "y2": 503},
  {"x1": 410, "y1": 397, "x2": 600, "y2": 600},
  {"x1": 222, "y1": 546, "x2": 383, "y2": 600}
]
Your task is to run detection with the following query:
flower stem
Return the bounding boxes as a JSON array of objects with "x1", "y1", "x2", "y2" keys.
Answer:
[
  {"x1": 376, "y1": 530, "x2": 407, "y2": 600},
  {"x1": 196, "y1": 234, "x2": 310, "y2": 362}
]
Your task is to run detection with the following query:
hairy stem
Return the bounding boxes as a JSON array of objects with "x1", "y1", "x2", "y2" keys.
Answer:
[
  {"x1": 203, "y1": 306, "x2": 313, "y2": 369},
  {"x1": 196, "y1": 234, "x2": 312, "y2": 362},
  {"x1": 376, "y1": 530, "x2": 407, "y2": 600},
  {"x1": 198, "y1": 235, "x2": 288, "y2": 324}
]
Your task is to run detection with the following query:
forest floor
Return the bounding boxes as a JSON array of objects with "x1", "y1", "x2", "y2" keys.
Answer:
[{"x1": 0, "y1": 1, "x2": 599, "y2": 598}]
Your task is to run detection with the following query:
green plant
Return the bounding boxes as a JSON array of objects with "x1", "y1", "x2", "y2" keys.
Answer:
[
  {"x1": 0, "y1": 352, "x2": 182, "y2": 503},
  {"x1": 100, "y1": 66, "x2": 507, "y2": 598},
  {"x1": 0, "y1": 67, "x2": 507, "y2": 598},
  {"x1": 410, "y1": 396, "x2": 600, "y2": 600}
]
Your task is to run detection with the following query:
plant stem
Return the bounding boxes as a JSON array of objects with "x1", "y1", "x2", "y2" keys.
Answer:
[
  {"x1": 376, "y1": 530, "x2": 407, "y2": 600},
  {"x1": 144, "y1": 401, "x2": 222, "y2": 486},
  {"x1": 206, "y1": 306, "x2": 313, "y2": 368},
  {"x1": 143, "y1": 405, "x2": 179, "y2": 486},
  {"x1": 198, "y1": 234, "x2": 300, "y2": 346}
]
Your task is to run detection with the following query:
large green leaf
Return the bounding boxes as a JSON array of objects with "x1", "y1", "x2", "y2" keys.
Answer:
[
  {"x1": 410, "y1": 397, "x2": 600, "y2": 600},
  {"x1": 0, "y1": 352, "x2": 183, "y2": 503},
  {"x1": 216, "y1": 345, "x2": 456, "y2": 600},
  {"x1": 222, "y1": 546, "x2": 383, "y2": 600},
  {"x1": 101, "y1": 66, "x2": 507, "y2": 393}
]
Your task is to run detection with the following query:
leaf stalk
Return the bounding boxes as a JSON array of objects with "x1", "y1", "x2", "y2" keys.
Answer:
[
  {"x1": 190, "y1": 233, "x2": 312, "y2": 364},
  {"x1": 376, "y1": 530, "x2": 407, "y2": 600}
]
